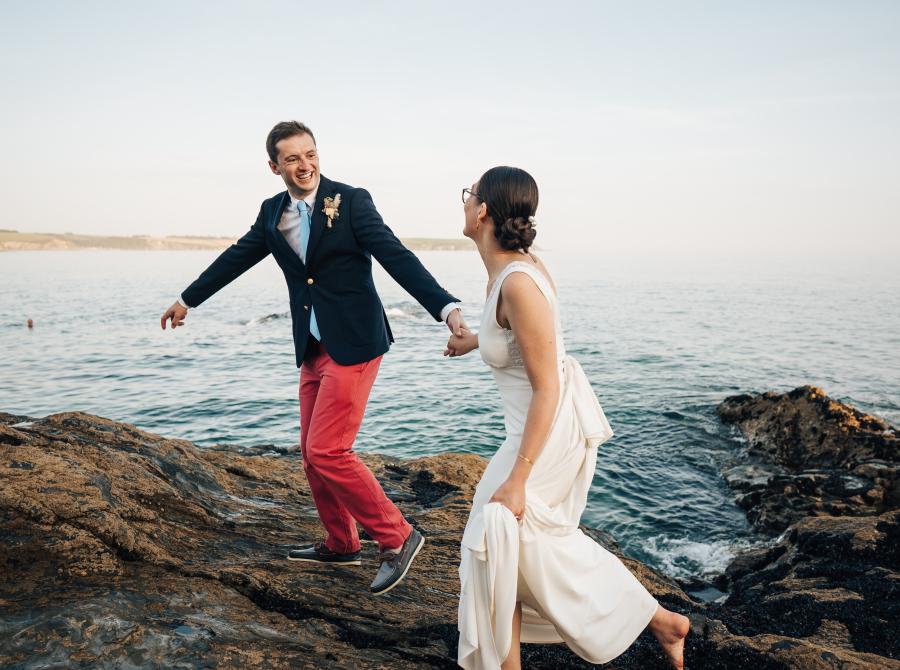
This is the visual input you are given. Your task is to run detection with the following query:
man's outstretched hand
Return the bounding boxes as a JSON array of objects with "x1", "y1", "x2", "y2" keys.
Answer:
[
  {"x1": 160, "y1": 302, "x2": 188, "y2": 330},
  {"x1": 446, "y1": 308, "x2": 468, "y2": 337}
]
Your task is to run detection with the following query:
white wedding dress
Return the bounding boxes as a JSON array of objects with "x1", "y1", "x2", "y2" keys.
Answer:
[{"x1": 457, "y1": 261, "x2": 659, "y2": 669}]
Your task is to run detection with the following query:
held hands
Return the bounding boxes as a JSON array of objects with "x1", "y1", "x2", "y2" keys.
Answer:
[
  {"x1": 444, "y1": 307, "x2": 477, "y2": 357},
  {"x1": 444, "y1": 329, "x2": 478, "y2": 357},
  {"x1": 446, "y1": 308, "x2": 468, "y2": 337},
  {"x1": 160, "y1": 302, "x2": 188, "y2": 330},
  {"x1": 490, "y1": 476, "x2": 526, "y2": 521}
]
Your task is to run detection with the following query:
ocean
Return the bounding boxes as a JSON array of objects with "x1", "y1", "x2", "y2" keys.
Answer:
[{"x1": 2, "y1": 249, "x2": 898, "y2": 582}]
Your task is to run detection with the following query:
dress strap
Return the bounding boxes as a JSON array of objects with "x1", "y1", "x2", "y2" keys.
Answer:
[{"x1": 493, "y1": 261, "x2": 557, "y2": 307}]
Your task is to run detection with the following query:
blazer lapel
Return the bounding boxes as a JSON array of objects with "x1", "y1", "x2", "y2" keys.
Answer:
[
  {"x1": 305, "y1": 175, "x2": 332, "y2": 264},
  {"x1": 269, "y1": 191, "x2": 305, "y2": 269}
]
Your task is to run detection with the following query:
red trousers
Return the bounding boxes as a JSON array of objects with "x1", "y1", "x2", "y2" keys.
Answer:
[{"x1": 299, "y1": 339, "x2": 411, "y2": 553}]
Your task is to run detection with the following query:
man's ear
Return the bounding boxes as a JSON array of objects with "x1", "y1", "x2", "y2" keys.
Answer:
[{"x1": 268, "y1": 160, "x2": 280, "y2": 175}]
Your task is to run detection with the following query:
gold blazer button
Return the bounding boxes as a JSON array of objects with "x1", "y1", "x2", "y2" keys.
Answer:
[{"x1": 307, "y1": 278, "x2": 314, "y2": 285}]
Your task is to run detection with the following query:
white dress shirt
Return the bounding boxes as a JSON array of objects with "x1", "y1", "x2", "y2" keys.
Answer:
[{"x1": 280, "y1": 189, "x2": 317, "y2": 261}]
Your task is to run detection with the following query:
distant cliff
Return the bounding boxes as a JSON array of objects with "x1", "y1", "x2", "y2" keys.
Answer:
[{"x1": 0, "y1": 230, "x2": 474, "y2": 252}]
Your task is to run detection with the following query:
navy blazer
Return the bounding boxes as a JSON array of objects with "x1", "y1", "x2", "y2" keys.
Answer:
[{"x1": 181, "y1": 175, "x2": 459, "y2": 366}]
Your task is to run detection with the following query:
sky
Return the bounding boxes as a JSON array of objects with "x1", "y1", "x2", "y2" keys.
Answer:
[{"x1": 1, "y1": 1, "x2": 898, "y2": 267}]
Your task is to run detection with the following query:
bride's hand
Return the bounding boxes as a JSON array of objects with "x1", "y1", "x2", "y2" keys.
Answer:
[
  {"x1": 444, "y1": 329, "x2": 478, "y2": 357},
  {"x1": 489, "y1": 477, "x2": 526, "y2": 520}
]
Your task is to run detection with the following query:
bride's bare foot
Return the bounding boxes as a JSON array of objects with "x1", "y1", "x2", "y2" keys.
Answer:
[{"x1": 648, "y1": 605, "x2": 690, "y2": 669}]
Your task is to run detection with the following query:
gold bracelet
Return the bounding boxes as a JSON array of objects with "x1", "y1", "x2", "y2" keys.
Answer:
[{"x1": 517, "y1": 454, "x2": 534, "y2": 466}]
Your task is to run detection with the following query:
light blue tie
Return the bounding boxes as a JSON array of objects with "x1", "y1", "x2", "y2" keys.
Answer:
[{"x1": 297, "y1": 201, "x2": 321, "y2": 341}]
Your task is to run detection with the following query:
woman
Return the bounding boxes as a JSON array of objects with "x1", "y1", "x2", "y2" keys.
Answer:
[{"x1": 446, "y1": 167, "x2": 690, "y2": 670}]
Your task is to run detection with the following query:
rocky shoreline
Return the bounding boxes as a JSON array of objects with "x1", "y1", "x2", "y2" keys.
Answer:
[
  {"x1": 1, "y1": 386, "x2": 897, "y2": 668},
  {"x1": 0, "y1": 230, "x2": 473, "y2": 252}
]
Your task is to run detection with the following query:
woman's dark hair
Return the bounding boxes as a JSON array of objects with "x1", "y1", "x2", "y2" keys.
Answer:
[
  {"x1": 477, "y1": 166, "x2": 539, "y2": 252},
  {"x1": 266, "y1": 121, "x2": 316, "y2": 162}
]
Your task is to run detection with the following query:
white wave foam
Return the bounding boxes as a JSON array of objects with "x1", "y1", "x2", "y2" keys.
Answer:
[
  {"x1": 643, "y1": 535, "x2": 759, "y2": 580},
  {"x1": 385, "y1": 307, "x2": 415, "y2": 318}
]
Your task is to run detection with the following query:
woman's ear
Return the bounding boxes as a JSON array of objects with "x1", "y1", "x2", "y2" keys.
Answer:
[{"x1": 476, "y1": 202, "x2": 488, "y2": 227}]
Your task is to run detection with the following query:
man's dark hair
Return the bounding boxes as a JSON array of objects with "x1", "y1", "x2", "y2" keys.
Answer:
[{"x1": 266, "y1": 121, "x2": 316, "y2": 162}]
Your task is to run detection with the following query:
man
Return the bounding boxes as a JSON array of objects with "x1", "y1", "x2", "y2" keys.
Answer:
[{"x1": 160, "y1": 121, "x2": 466, "y2": 595}]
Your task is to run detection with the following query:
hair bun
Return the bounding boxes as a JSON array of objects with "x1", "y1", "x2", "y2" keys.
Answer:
[
  {"x1": 497, "y1": 216, "x2": 537, "y2": 252},
  {"x1": 476, "y1": 166, "x2": 539, "y2": 253}
]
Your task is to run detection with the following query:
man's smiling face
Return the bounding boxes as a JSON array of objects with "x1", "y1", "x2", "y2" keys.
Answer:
[{"x1": 269, "y1": 132, "x2": 320, "y2": 198}]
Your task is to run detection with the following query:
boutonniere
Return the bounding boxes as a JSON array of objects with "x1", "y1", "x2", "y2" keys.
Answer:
[{"x1": 322, "y1": 194, "x2": 342, "y2": 228}]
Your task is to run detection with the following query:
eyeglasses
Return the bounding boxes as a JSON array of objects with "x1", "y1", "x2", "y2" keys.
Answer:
[{"x1": 461, "y1": 188, "x2": 481, "y2": 205}]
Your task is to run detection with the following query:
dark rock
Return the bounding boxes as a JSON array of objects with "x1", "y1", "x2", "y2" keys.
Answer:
[
  {"x1": 714, "y1": 387, "x2": 900, "y2": 667},
  {"x1": 410, "y1": 469, "x2": 460, "y2": 507},
  {"x1": 718, "y1": 387, "x2": 898, "y2": 534},
  {"x1": 2, "y1": 407, "x2": 899, "y2": 668},
  {"x1": 718, "y1": 385, "x2": 898, "y2": 470}
]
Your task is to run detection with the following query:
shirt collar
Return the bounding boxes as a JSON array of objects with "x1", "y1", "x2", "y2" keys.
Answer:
[{"x1": 289, "y1": 187, "x2": 318, "y2": 211}]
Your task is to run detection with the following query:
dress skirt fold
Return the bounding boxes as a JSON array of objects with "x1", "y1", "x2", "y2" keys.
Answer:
[{"x1": 457, "y1": 355, "x2": 658, "y2": 669}]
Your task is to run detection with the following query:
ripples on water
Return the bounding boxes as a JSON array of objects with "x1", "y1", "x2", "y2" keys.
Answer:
[{"x1": 1, "y1": 250, "x2": 898, "y2": 580}]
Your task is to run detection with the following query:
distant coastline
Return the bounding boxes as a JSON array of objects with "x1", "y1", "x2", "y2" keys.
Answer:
[{"x1": 0, "y1": 230, "x2": 474, "y2": 252}]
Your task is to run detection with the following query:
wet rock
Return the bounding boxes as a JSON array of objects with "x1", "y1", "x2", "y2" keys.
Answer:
[
  {"x1": 722, "y1": 463, "x2": 781, "y2": 492},
  {"x1": 3, "y1": 407, "x2": 899, "y2": 668},
  {"x1": 0, "y1": 412, "x2": 476, "y2": 668},
  {"x1": 713, "y1": 388, "x2": 900, "y2": 667},
  {"x1": 717, "y1": 386, "x2": 898, "y2": 470},
  {"x1": 718, "y1": 387, "x2": 898, "y2": 534}
]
